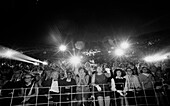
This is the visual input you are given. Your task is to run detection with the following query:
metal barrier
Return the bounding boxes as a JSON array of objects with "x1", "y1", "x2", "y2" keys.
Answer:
[{"x1": 0, "y1": 83, "x2": 169, "y2": 106}]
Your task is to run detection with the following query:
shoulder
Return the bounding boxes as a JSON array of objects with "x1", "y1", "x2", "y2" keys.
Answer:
[{"x1": 138, "y1": 73, "x2": 144, "y2": 77}]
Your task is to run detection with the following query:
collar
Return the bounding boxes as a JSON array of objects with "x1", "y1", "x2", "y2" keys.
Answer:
[
  {"x1": 116, "y1": 76, "x2": 124, "y2": 79},
  {"x1": 143, "y1": 73, "x2": 150, "y2": 77},
  {"x1": 66, "y1": 78, "x2": 71, "y2": 82}
]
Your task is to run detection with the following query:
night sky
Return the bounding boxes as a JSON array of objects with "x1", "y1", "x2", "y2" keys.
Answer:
[{"x1": 0, "y1": 1, "x2": 170, "y2": 51}]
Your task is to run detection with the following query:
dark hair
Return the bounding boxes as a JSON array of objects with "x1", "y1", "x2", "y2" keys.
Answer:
[
  {"x1": 126, "y1": 67, "x2": 135, "y2": 75},
  {"x1": 141, "y1": 67, "x2": 151, "y2": 73},
  {"x1": 24, "y1": 72, "x2": 34, "y2": 78},
  {"x1": 113, "y1": 69, "x2": 125, "y2": 77},
  {"x1": 78, "y1": 67, "x2": 88, "y2": 75}
]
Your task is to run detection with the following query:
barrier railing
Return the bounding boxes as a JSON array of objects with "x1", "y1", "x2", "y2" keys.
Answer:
[{"x1": 0, "y1": 82, "x2": 169, "y2": 106}]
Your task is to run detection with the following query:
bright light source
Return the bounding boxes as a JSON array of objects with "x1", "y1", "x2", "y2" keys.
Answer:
[
  {"x1": 5, "y1": 50, "x2": 15, "y2": 58},
  {"x1": 120, "y1": 41, "x2": 130, "y2": 49},
  {"x1": 59, "y1": 45, "x2": 67, "y2": 51},
  {"x1": 69, "y1": 56, "x2": 81, "y2": 66},
  {"x1": 80, "y1": 55, "x2": 83, "y2": 59},
  {"x1": 33, "y1": 62, "x2": 39, "y2": 66},
  {"x1": 114, "y1": 48, "x2": 124, "y2": 56},
  {"x1": 143, "y1": 54, "x2": 168, "y2": 63},
  {"x1": 42, "y1": 61, "x2": 48, "y2": 65}
]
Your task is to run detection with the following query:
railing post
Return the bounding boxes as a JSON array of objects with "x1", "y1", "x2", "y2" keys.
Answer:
[
  {"x1": 142, "y1": 82, "x2": 148, "y2": 106},
  {"x1": 35, "y1": 87, "x2": 38, "y2": 106},
  {"x1": 10, "y1": 89, "x2": 15, "y2": 106},
  {"x1": 60, "y1": 86, "x2": 61, "y2": 106}
]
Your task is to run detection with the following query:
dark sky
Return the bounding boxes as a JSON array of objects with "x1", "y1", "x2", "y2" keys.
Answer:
[{"x1": 0, "y1": 0, "x2": 170, "y2": 50}]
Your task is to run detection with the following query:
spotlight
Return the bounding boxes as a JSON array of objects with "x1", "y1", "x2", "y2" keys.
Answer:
[
  {"x1": 59, "y1": 45, "x2": 67, "y2": 52},
  {"x1": 69, "y1": 55, "x2": 81, "y2": 66},
  {"x1": 114, "y1": 48, "x2": 124, "y2": 56},
  {"x1": 42, "y1": 61, "x2": 48, "y2": 65},
  {"x1": 120, "y1": 41, "x2": 130, "y2": 49},
  {"x1": 5, "y1": 50, "x2": 15, "y2": 58},
  {"x1": 143, "y1": 54, "x2": 168, "y2": 63},
  {"x1": 33, "y1": 62, "x2": 39, "y2": 66}
]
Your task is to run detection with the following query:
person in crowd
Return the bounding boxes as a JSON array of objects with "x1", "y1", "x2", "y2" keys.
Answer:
[
  {"x1": 154, "y1": 67, "x2": 169, "y2": 106},
  {"x1": 127, "y1": 62, "x2": 138, "y2": 75},
  {"x1": 91, "y1": 64, "x2": 111, "y2": 106},
  {"x1": 39, "y1": 70, "x2": 60, "y2": 106},
  {"x1": 0, "y1": 70, "x2": 23, "y2": 106},
  {"x1": 138, "y1": 66, "x2": 157, "y2": 106},
  {"x1": 163, "y1": 67, "x2": 170, "y2": 105},
  {"x1": 60, "y1": 70, "x2": 77, "y2": 106},
  {"x1": 111, "y1": 68, "x2": 128, "y2": 106},
  {"x1": 124, "y1": 67, "x2": 141, "y2": 105},
  {"x1": 76, "y1": 67, "x2": 90, "y2": 106},
  {"x1": 18, "y1": 72, "x2": 38, "y2": 106}
]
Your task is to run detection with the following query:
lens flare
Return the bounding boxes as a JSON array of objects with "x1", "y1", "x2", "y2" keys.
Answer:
[
  {"x1": 0, "y1": 46, "x2": 48, "y2": 65},
  {"x1": 42, "y1": 61, "x2": 48, "y2": 65},
  {"x1": 114, "y1": 48, "x2": 125, "y2": 56},
  {"x1": 69, "y1": 55, "x2": 81, "y2": 66},
  {"x1": 143, "y1": 53, "x2": 169, "y2": 62},
  {"x1": 120, "y1": 41, "x2": 130, "y2": 49},
  {"x1": 59, "y1": 45, "x2": 67, "y2": 52}
]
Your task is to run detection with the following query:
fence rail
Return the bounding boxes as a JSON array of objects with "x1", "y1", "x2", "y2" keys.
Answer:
[{"x1": 0, "y1": 83, "x2": 170, "y2": 106}]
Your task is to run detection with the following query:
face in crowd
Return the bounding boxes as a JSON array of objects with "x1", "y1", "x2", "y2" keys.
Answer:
[
  {"x1": 116, "y1": 70, "x2": 122, "y2": 77},
  {"x1": 67, "y1": 72, "x2": 72, "y2": 79},
  {"x1": 24, "y1": 74, "x2": 34, "y2": 84},
  {"x1": 142, "y1": 67, "x2": 149, "y2": 73},
  {"x1": 97, "y1": 65, "x2": 103, "y2": 73},
  {"x1": 51, "y1": 71, "x2": 59, "y2": 80},
  {"x1": 126, "y1": 68, "x2": 133, "y2": 75},
  {"x1": 79, "y1": 68, "x2": 86, "y2": 76}
]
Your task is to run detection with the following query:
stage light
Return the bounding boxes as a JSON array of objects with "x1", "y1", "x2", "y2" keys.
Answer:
[
  {"x1": 143, "y1": 54, "x2": 168, "y2": 63},
  {"x1": 120, "y1": 41, "x2": 130, "y2": 49},
  {"x1": 114, "y1": 48, "x2": 124, "y2": 56},
  {"x1": 42, "y1": 61, "x2": 48, "y2": 65},
  {"x1": 5, "y1": 50, "x2": 15, "y2": 58},
  {"x1": 33, "y1": 62, "x2": 39, "y2": 66},
  {"x1": 0, "y1": 46, "x2": 49, "y2": 65},
  {"x1": 59, "y1": 45, "x2": 67, "y2": 52},
  {"x1": 69, "y1": 55, "x2": 81, "y2": 66}
]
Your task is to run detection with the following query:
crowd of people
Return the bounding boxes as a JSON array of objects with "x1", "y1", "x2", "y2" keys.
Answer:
[{"x1": 0, "y1": 59, "x2": 170, "y2": 106}]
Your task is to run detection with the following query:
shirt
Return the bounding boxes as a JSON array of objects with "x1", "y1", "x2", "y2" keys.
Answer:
[{"x1": 49, "y1": 79, "x2": 59, "y2": 93}]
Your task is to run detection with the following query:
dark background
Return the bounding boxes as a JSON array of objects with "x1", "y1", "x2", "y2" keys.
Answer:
[{"x1": 0, "y1": 0, "x2": 170, "y2": 58}]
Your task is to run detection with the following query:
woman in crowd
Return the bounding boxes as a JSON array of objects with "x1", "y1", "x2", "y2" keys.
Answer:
[
  {"x1": 138, "y1": 66, "x2": 157, "y2": 106},
  {"x1": 91, "y1": 64, "x2": 111, "y2": 106},
  {"x1": 124, "y1": 67, "x2": 141, "y2": 105},
  {"x1": 76, "y1": 67, "x2": 90, "y2": 106},
  {"x1": 127, "y1": 62, "x2": 138, "y2": 75},
  {"x1": 38, "y1": 70, "x2": 60, "y2": 106},
  {"x1": 60, "y1": 70, "x2": 77, "y2": 106},
  {"x1": 111, "y1": 69, "x2": 128, "y2": 106}
]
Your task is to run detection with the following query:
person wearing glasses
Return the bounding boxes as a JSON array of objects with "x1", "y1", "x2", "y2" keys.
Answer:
[
  {"x1": 18, "y1": 72, "x2": 38, "y2": 106},
  {"x1": 124, "y1": 67, "x2": 141, "y2": 105}
]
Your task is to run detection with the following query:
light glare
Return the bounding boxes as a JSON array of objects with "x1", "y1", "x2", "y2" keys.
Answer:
[
  {"x1": 59, "y1": 45, "x2": 67, "y2": 51},
  {"x1": 144, "y1": 54, "x2": 168, "y2": 62},
  {"x1": 120, "y1": 41, "x2": 130, "y2": 49},
  {"x1": 69, "y1": 56, "x2": 81, "y2": 66},
  {"x1": 5, "y1": 50, "x2": 15, "y2": 58},
  {"x1": 42, "y1": 61, "x2": 48, "y2": 65},
  {"x1": 114, "y1": 48, "x2": 124, "y2": 56}
]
